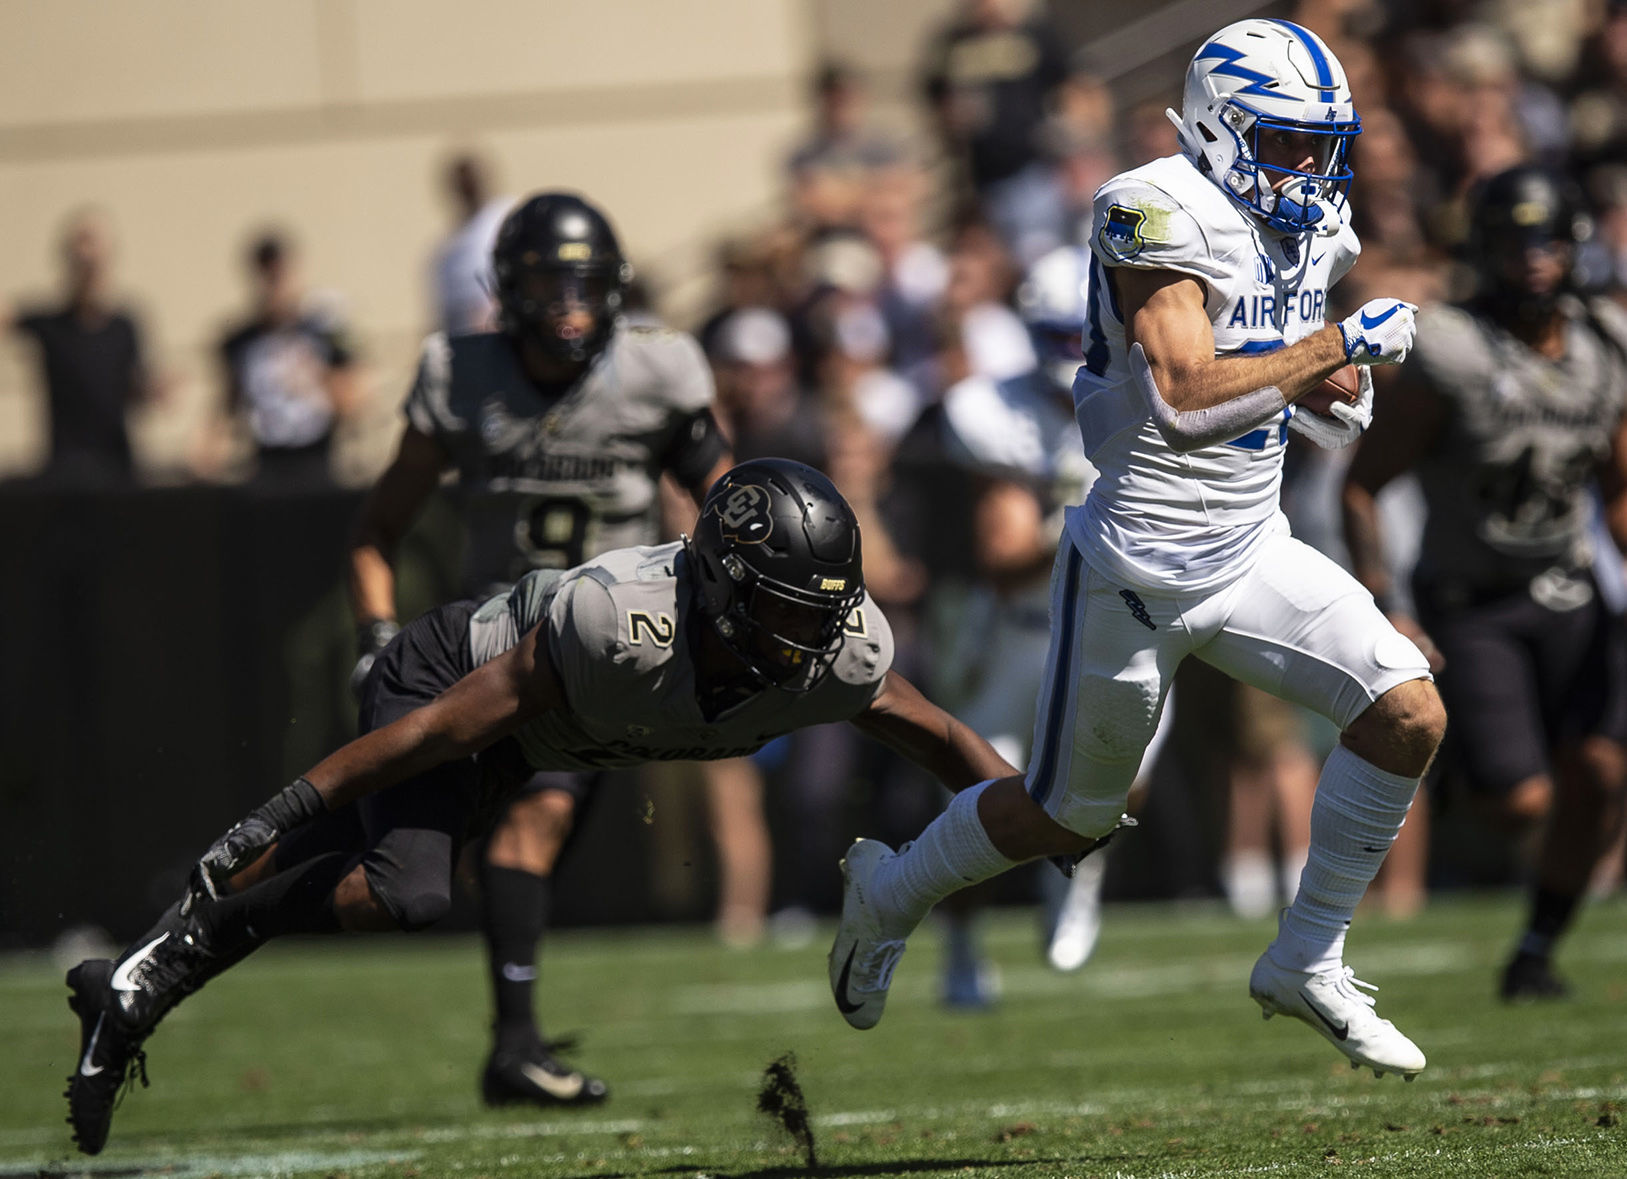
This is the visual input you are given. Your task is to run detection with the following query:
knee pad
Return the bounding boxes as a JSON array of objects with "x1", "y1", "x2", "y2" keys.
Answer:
[
  {"x1": 364, "y1": 864, "x2": 452, "y2": 932},
  {"x1": 389, "y1": 887, "x2": 452, "y2": 933},
  {"x1": 1075, "y1": 673, "x2": 1163, "y2": 763},
  {"x1": 1028, "y1": 670, "x2": 1159, "y2": 839}
]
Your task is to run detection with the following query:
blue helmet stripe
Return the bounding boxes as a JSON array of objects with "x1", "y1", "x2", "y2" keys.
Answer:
[{"x1": 1271, "y1": 20, "x2": 1336, "y2": 101}]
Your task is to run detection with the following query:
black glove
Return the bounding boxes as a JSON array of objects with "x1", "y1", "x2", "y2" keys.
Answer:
[
  {"x1": 185, "y1": 777, "x2": 326, "y2": 910},
  {"x1": 349, "y1": 619, "x2": 400, "y2": 700}
]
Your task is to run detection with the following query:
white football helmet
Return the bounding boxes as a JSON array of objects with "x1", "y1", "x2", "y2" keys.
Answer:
[
  {"x1": 1167, "y1": 19, "x2": 1360, "y2": 236},
  {"x1": 1016, "y1": 245, "x2": 1090, "y2": 392}
]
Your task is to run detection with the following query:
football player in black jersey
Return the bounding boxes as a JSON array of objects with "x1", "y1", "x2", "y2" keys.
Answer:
[
  {"x1": 349, "y1": 192, "x2": 736, "y2": 1107},
  {"x1": 1344, "y1": 167, "x2": 1627, "y2": 1000}
]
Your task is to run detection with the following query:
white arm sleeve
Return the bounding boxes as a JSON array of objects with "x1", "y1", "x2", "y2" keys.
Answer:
[{"x1": 1129, "y1": 343, "x2": 1287, "y2": 454}]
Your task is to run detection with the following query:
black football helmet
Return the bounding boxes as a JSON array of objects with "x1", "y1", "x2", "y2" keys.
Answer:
[
  {"x1": 492, "y1": 192, "x2": 632, "y2": 364},
  {"x1": 1469, "y1": 166, "x2": 1591, "y2": 322},
  {"x1": 684, "y1": 459, "x2": 865, "y2": 692}
]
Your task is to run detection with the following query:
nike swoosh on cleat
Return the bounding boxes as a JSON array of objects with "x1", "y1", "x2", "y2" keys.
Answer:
[
  {"x1": 519, "y1": 1061, "x2": 583, "y2": 1100},
  {"x1": 1359, "y1": 305, "x2": 1401, "y2": 329},
  {"x1": 1306, "y1": 1000, "x2": 1350, "y2": 1041},
  {"x1": 834, "y1": 946, "x2": 864, "y2": 1015},
  {"x1": 1311, "y1": 252, "x2": 1327, "y2": 265},
  {"x1": 111, "y1": 933, "x2": 170, "y2": 993},
  {"x1": 79, "y1": 1014, "x2": 107, "y2": 1077}
]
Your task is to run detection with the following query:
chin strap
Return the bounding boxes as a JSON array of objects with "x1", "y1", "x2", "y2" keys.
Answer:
[{"x1": 1259, "y1": 176, "x2": 1345, "y2": 238}]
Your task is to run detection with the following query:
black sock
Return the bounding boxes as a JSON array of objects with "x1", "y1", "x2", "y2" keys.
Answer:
[
  {"x1": 481, "y1": 864, "x2": 551, "y2": 1053},
  {"x1": 198, "y1": 851, "x2": 350, "y2": 946},
  {"x1": 1517, "y1": 887, "x2": 1580, "y2": 959}
]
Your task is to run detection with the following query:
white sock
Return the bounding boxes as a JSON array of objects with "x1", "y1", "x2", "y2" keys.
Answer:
[
  {"x1": 870, "y1": 781, "x2": 1016, "y2": 934},
  {"x1": 1274, "y1": 745, "x2": 1417, "y2": 973},
  {"x1": 1222, "y1": 850, "x2": 1277, "y2": 919}
]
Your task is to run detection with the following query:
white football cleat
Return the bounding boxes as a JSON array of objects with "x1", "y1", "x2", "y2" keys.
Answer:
[
  {"x1": 1045, "y1": 849, "x2": 1106, "y2": 972},
  {"x1": 1249, "y1": 953, "x2": 1426, "y2": 1080},
  {"x1": 828, "y1": 839, "x2": 907, "y2": 1030}
]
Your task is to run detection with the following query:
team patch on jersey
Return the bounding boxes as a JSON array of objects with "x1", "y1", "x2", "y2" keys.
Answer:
[
  {"x1": 1098, "y1": 204, "x2": 1148, "y2": 262},
  {"x1": 711, "y1": 483, "x2": 774, "y2": 544}
]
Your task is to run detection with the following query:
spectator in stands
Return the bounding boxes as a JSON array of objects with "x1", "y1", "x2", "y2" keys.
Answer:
[
  {"x1": 429, "y1": 152, "x2": 512, "y2": 336},
  {"x1": 1568, "y1": 0, "x2": 1627, "y2": 171},
  {"x1": 859, "y1": 165, "x2": 949, "y2": 373},
  {"x1": 215, "y1": 230, "x2": 364, "y2": 490},
  {"x1": 786, "y1": 62, "x2": 903, "y2": 233},
  {"x1": 1120, "y1": 96, "x2": 1182, "y2": 168},
  {"x1": 1589, "y1": 165, "x2": 1627, "y2": 293},
  {"x1": 710, "y1": 306, "x2": 829, "y2": 471},
  {"x1": 937, "y1": 217, "x2": 1034, "y2": 386},
  {"x1": 696, "y1": 233, "x2": 800, "y2": 360},
  {"x1": 921, "y1": 0, "x2": 1073, "y2": 259},
  {"x1": 1348, "y1": 107, "x2": 1432, "y2": 261},
  {"x1": 4, "y1": 209, "x2": 163, "y2": 486}
]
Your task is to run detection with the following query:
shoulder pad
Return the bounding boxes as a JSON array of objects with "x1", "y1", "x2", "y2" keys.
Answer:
[
  {"x1": 403, "y1": 332, "x2": 454, "y2": 435},
  {"x1": 1586, "y1": 296, "x2": 1627, "y2": 358},
  {"x1": 611, "y1": 326, "x2": 714, "y2": 412},
  {"x1": 830, "y1": 594, "x2": 894, "y2": 690},
  {"x1": 1328, "y1": 217, "x2": 1362, "y2": 285}
]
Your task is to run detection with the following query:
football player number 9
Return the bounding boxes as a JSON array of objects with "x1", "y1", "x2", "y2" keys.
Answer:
[{"x1": 519, "y1": 497, "x2": 593, "y2": 569}]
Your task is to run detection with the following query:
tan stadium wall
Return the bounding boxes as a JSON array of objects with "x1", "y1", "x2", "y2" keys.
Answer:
[{"x1": 0, "y1": 0, "x2": 959, "y2": 481}]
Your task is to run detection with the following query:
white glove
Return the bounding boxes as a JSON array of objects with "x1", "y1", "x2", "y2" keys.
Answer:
[
  {"x1": 1289, "y1": 366, "x2": 1372, "y2": 449},
  {"x1": 1338, "y1": 298, "x2": 1418, "y2": 366}
]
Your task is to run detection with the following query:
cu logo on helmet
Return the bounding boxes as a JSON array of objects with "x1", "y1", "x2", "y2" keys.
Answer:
[{"x1": 713, "y1": 484, "x2": 774, "y2": 544}]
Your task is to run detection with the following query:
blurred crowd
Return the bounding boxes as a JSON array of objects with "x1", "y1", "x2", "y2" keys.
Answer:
[{"x1": 9, "y1": 0, "x2": 1627, "y2": 939}]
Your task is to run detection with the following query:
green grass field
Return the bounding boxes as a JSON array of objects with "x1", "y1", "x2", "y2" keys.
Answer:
[{"x1": 5, "y1": 893, "x2": 1625, "y2": 1178}]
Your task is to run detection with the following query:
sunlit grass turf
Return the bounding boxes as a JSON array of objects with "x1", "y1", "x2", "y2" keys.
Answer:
[{"x1": 5, "y1": 892, "x2": 1625, "y2": 1178}]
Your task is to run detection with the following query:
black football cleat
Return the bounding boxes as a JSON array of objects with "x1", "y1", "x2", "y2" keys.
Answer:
[
  {"x1": 1500, "y1": 951, "x2": 1571, "y2": 1002},
  {"x1": 481, "y1": 1039, "x2": 609, "y2": 1108},
  {"x1": 64, "y1": 959, "x2": 149, "y2": 1156},
  {"x1": 107, "y1": 901, "x2": 248, "y2": 1036}
]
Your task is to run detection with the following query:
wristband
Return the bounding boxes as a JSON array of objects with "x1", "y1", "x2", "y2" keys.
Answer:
[{"x1": 262, "y1": 776, "x2": 327, "y2": 831}]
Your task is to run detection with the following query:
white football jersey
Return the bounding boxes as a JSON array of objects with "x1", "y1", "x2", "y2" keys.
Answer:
[{"x1": 1067, "y1": 153, "x2": 1361, "y2": 592}]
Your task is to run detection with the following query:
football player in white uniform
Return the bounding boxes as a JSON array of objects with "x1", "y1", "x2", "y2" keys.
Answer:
[{"x1": 828, "y1": 19, "x2": 1445, "y2": 1081}]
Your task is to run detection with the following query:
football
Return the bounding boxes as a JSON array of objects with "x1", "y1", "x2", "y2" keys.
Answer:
[{"x1": 1299, "y1": 364, "x2": 1360, "y2": 417}]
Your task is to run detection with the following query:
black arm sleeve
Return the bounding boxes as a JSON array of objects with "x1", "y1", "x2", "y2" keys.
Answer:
[{"x1": 662, "y1": 406, "x2": 729, "y2": 492}]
